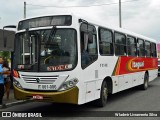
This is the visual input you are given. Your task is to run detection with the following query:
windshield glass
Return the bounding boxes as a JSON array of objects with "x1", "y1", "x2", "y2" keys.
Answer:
[{"x1": 14, "y1": 28, "x2": 77, "y2": 72}]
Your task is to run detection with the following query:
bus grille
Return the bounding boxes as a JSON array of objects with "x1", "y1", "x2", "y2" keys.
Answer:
[{"x1": 21, "y1": 75, "x2": 59, "y2": 84}]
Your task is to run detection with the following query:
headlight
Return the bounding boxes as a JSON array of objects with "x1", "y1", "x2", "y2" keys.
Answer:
[
  {"x1": 13, "y1": 79, "x2": 23, "y2": 89},
  {"x1": 69, "y1": 81, "x2": 74, "y2": 87},
  {"x1": 59, "y1": 78, "x2": 78, "y2": 91}
]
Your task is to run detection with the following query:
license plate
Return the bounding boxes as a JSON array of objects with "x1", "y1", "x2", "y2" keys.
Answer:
[
  {"x1": 37, "y1": 85, "x2": 57, "y2": 90},
  {"x1": 32, "y1": 95, "x2": 43, "y2": 100}
]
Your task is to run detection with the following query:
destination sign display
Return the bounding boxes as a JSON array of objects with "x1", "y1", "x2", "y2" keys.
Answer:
[{"x1": 18, "y1": 15, "x2": 72, "y2": 30}]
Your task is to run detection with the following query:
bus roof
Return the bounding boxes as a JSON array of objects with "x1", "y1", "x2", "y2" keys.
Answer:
[
  {"x1": 80, "y1": 17, "x2": 157, "y2": 43},
  {"x1": 73, "y1": 13, "x2": 157, "y2": 43},
  {"x1": 18, "y1": 13, "x2": 157, "y2": 43}
]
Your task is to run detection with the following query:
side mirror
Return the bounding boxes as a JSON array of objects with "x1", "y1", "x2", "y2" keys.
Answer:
[
  {"x1": 3, "y1": 25, "x2": 16, "y2": 48},
  {"x1": 3, "y1": 25, "x2": 16, "y2": 29}
]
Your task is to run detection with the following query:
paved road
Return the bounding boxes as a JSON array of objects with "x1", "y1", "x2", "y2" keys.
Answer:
[{"x1": 1, "y1": 77, "x2": 160, "y2": 120}]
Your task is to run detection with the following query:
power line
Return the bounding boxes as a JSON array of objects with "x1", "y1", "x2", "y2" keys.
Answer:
[{"x1": 26, "y1": 0, "x2": 141, "y2": 8}]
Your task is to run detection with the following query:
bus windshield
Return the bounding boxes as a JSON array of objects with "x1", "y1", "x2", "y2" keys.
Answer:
[{"x1": 14, "y1": 28, "x2": 77, "y2": 72}]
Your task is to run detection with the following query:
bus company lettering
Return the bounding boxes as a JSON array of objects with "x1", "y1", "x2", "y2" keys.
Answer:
[
  {"x1": 125, "y1": 58, "x2": 151, "y2": 73},
  {"x1": 132, "y1": 61, "x2": 144, "y2": 68},
  {"x1": 47, "y1": 64, "x2": 72, "y2": 71}
]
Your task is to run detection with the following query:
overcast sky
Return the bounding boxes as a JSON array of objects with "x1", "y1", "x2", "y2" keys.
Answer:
[{"x1": 0, "y1": 0, "x2": 160, "y2": 41}]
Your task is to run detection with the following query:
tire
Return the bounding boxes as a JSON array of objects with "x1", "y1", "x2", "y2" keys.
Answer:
[
  {"x1": 95, "y1": 81, "x2": 108, "y2": 107},
  {"x1": 140, "y1": 72, "x2": 149, "y2": 90}
]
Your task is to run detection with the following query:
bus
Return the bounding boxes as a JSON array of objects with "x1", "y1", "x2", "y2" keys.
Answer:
[{"x1": 12, "y1": 13, "x2": 158, "y2": 107}]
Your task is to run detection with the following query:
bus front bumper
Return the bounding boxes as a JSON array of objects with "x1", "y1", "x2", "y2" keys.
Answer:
[{"x1": 14, "y1": 85, "x2": 79, "y2": 104}]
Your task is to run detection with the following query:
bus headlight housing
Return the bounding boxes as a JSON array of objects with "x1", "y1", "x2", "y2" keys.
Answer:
[
  {"x1": 59, "y1": 78, "x2": 78, "y2": 91},
  {"x1": 13, "y1": 79, "x2": 23, "y2": 89}
]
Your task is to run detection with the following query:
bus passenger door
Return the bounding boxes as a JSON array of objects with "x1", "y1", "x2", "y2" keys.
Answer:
[
  {"x1": 21, "y1": 34, "x2": 38, "y2": 65},
  {"x1": 30, "y1": 35, "x2": 38, "y2": 64}
]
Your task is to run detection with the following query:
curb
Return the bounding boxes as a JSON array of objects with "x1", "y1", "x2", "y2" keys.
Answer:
[{"x1": 0, "y1": 100, "x2": 32, "y2": 109}]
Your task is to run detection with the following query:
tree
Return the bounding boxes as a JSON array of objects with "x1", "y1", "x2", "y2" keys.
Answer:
[{"x1": 0, "y1": 51, "x2": 10, "y2": 60}]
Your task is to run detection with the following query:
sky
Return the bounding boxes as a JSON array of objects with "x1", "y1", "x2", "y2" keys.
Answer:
[{"x1": 0, "y1": 0, "x2": 160, "y2": 41}]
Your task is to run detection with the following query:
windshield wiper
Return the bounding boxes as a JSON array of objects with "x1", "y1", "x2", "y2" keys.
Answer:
[{"x1": 48, "y1": 26, "x2": 57, "y2": 42}]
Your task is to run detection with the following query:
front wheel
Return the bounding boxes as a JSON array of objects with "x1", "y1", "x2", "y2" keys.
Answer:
[{"x1": 95, "y1": 81, "x2": 108, "y2": 107}]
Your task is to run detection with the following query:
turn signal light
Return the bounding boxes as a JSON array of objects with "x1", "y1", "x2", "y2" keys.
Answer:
[{"x1": 13, "y1": 70, "x2": 20, "y2": 78}]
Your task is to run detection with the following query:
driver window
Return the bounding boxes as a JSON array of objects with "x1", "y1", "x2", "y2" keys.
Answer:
[{"x1": 80, "y1": 23, "x2": 98, "y2": 69}]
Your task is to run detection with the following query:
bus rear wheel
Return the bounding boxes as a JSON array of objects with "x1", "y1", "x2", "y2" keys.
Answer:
[
  {"x1": 140, "y1": 72, "x2": 149, "y2": 90},
  {"x1": 95, "y1": 81, "x2": 108, "y2": 107}
]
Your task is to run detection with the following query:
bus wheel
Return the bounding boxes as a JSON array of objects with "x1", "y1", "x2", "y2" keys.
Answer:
[
  {"x1": 95, "y1": 81, "x2": 108, "y2": 107},
  {"x1": 141, "y1": 72, "x2": 149, "y2": 90}
]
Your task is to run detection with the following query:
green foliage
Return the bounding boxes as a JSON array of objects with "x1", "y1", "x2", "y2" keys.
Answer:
[{"x1": 0, "y1": 51, "x2": 10, "y2": 59}]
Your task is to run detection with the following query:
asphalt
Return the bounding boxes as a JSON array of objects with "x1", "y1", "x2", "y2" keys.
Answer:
[{"x1": 0, "y1": 88, "x2": 29, "y2": 109}]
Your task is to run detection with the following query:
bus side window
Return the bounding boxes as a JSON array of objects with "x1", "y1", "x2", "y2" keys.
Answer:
[
  {"x1": 145, "y1": 41, "x2": 151, "y2": 57},
  {"x1": 127, "y1": 36, "x2": 137, "y2": 56},
  {"x1": 151, "y1": 43, "x2": 157, "y2": 57},
  {"x1": 99, "y1": 27, "x2": 113, "y2": 55},
  {"x1": 114, "y1": 32, "x2": 126, "y2": 56},
  {"x1": 138, "y1": 39, "x2": 145, "y2": 57}
]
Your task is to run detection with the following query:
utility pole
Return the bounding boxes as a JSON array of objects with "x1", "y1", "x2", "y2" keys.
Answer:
[
  {"x1": 119, "y1": 0, "x2": 122, "y2": 28},
  {"x1": 24, "y1": 1, "x2": 26, "y2": 19},
  {"x1": 0, "y1": 17, "x2": 1, "y2": 28}
]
